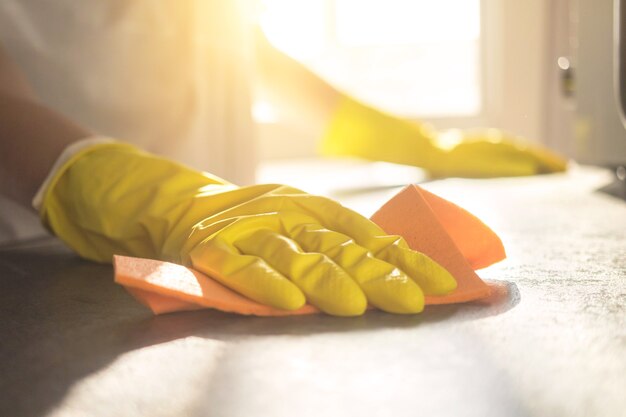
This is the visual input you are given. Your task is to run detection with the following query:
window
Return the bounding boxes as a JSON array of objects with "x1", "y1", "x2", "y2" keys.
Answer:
[
  {"x1": 256, "y1": 1, "x2": 553, "y2": 161},
  {"x1": 259, "y1": 0, "x2": 481, "y2": 117}
]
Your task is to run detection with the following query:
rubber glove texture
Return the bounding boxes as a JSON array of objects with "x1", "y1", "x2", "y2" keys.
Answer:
[
  {"x1": 320, "y1": 96, "x2": 567, "y2": 178},
  {"x1": 40, "y1": 143, "x2": 456, "y2": 316}
]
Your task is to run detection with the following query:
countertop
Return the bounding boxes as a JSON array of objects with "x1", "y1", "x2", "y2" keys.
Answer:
[{"x1": 1, "y1": 163, "x2": 625, "y2": 417}]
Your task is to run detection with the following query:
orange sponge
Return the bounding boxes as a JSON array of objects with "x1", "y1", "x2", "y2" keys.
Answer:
[{"x1": 114, "y1": 185, "x2": 506, "y2": 315}]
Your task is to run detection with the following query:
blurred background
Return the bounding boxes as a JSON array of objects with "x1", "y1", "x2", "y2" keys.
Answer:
[
  {"x1": 2, "y1": 0, "x2": 626, "y2": 242},
  {"x1": 255, "y1": 0, "x2": 626, "y2": 172}
]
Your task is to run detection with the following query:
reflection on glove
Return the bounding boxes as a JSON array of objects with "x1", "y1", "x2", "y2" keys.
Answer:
[
  {"x1": 40, "y1": 143, "x2": 456, "y2": 316},
  {"x1": 320, "y1": 96, "x2": 567, "y2": 178}
]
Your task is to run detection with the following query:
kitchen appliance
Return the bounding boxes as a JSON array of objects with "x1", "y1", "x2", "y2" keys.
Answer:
[{"x1": 572, "y1": 0, "x2": 626, "y2": 195}]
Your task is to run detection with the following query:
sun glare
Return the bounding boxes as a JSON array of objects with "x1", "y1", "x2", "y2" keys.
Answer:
[
  {"x1": 259, "y1": 0, "x2": 327, "y2": 61},
  {"x1": 258, "y1": 0, "x2": 481, "y2": 117}
]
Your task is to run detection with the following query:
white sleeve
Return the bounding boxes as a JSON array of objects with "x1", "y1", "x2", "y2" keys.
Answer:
[{"x1": 32, "y1": 136, "x2": 117, "y2": 211}]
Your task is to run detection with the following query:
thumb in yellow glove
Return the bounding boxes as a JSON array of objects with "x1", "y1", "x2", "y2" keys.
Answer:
[
  {"x1": 320, "y1": 96, "x2": 567, "y2": 178},
  {"x1": 40, "y1": 142, "x2": 456, "y2": 316}
]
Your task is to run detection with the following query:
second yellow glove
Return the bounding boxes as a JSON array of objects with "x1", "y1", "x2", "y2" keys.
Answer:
[{"x1": 320, "y1": 96, "x2": 567, "y2": 178}]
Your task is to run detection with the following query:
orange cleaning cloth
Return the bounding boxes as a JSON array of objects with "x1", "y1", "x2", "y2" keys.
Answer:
[
  {"x1": 114, "y1": 185, "x2": 506, "y2": 315},
  {"x1": 370, "y1": 185, "x2": 505, "y2": 304},
  {"x1": 116, "y1": 257, "x2": 319, "y2": 316}
]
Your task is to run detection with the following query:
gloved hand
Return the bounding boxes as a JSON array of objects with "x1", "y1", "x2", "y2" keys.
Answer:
[
  {"x1": 39, "y1": 142, "x2": 456, "y2": 316},
  {"x1": 320, "y1": 96, "x2": 567, "y2": 178},
  {"x1": 427, "y1": 128, "x2": 568, "y2": 178}
]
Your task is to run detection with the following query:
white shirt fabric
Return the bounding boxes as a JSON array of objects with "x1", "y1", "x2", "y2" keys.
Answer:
[{"x1": 0, "y1": 0, "x2": 258, "y2": 244}]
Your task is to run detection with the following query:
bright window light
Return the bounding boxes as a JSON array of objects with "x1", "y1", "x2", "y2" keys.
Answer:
[
  {"x1": 260, "y1": 0, "x2": 327, "y2": 61},
  {"x1": 335, "y1": 0, "x2": 480, "y2": 45},
  {"x1": 260, "y1": 0, "x2": 481, "y2": 118}
]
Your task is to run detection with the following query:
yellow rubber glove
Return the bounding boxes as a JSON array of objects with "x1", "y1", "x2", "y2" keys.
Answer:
[
  {"x1": 40, "y1": 142, "x2": 456, "y2": 316},
  {"x1": 320, "y1": 96, "x2": 567, "y2": 178}
]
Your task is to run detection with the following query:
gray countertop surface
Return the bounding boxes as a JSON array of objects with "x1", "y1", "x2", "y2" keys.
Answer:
[{"x1": 1, "y1": 164, "x2": 625, "y2": 417}]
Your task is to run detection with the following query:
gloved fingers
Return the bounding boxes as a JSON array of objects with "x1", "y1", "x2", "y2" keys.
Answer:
[
  {"x1": 189, "y1": 212, "x2": 368, "y2": 316},
  {"x1": 376, "y1": 244, "x2": 457, "y2": 296},
  {"x1": 234, "y1": 228, "x2": 367, "y2": 316},
  {"x1": 189, "y1": 237, "x2": 307, "y2": 311},
  {"x1": 525, "y1": 146, "x2": 568, "y2": 173},
  {"x1": 186, "y1": 194, "x2": 454, "y2": 304},
  {"x1": 288, "y1": 195, "x2": 404, "y2": 248},
  {"x1": 283, "y1": 197, "x2": 455, "y2": 296},
  {"x1": 488, "y1": 139, "x2": 567, "y2": 173},
  {"x1": 288, "y1": 222, "x2": 425, "y2": 314},
  {"x1": 297, "y1": 206, "x2": 455, "y2": 296},
  {"x1": 456, "y1": 133, "x2": 567, "y2": 175},
  {"x1": 484, "y1": 157, "x2": 539, "y2": 177},
  {"x1": 429, "y1": 156, "x2": 537, "y2": 178}
]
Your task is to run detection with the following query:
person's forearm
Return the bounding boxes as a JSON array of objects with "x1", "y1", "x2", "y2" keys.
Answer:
[
  {"x1": 0, "y1": 44, "x2": 38, "y2": 100},
  {"x1": 0, "y1": 94, "x2": 90, "y2": 206},
  {"x1": 254, "y1": 29, "x2": 340, "y2": 133},
  {"x1": 0, "y1": 44, "x2": 90, "y2": 207}
]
